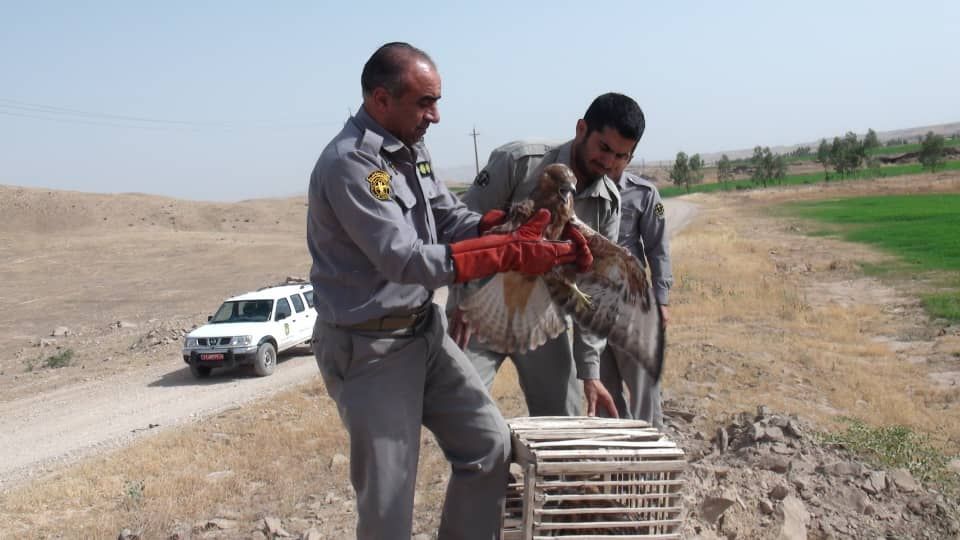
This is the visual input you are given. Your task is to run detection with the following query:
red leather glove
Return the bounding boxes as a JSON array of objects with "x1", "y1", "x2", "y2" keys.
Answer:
[
  {"x1": 562, "y1": 222, "x2": 593, "y2": 272},
  {"x1": 450, "y1": 209, "x2": 577, "y2": 283},
  {"x1": 478, "y1": 209, "x2": 508, "y2": 235}
]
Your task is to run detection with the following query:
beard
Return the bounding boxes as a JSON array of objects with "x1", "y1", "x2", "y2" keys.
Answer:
[{"x1": 572, "y1": 139, "x2": 603, "y2": 184}]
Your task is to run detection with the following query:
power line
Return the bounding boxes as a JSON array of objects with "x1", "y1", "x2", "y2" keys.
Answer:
[{"x1": 0, "y1": 97, "x2": 343, "y2": 132}]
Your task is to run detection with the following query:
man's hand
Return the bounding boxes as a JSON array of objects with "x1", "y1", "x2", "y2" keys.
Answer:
[
  {"x1": 448, "y1": 307, "x2": 472, "y2": 349},
  {"x1": 583, "y1": 379, "x2": 618, "y2": 418},
  {"x1": 659, "y1": 304, "x2": 670, "y2": 328}
]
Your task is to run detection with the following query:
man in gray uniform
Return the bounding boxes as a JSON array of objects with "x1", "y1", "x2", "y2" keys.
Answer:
[
  {"x1": 307, "y1": 43, "x2": 591, "y2": 540},
  {"x1": 600, "y1": 171, "x2": 673, "y2": 426},
  {"x1": 449, "y1": 93, "x2": 646, "y2": 418}
]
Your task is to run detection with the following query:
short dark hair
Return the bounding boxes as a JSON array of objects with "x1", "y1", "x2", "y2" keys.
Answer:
[
  {"x1": 361, "y1": 42, "x2": 435, "y2": 98},
  {"x1": 583, "y1": 93, "x2": 645, "y2": 143}
]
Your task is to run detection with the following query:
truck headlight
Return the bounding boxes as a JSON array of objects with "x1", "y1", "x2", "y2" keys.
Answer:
[
  {"x1": 184, "y1": 337, "x2": 199, "y2": 347},
  {"x1": 230, "y1": 335, "x2": 253, "y2": 346}
]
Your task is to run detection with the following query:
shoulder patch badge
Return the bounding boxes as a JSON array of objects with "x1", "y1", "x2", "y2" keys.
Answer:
[
  {"x1": 367, "y1": 170, "x2": 392, "y2": 201},
  {"x1": 474, "y1": 170, "x2": 490, "y2": 187},
  {"x1": 654, "y1": 202, "x2": 665, "y2": 219},
  {"x1": 416, "y1": 161, "x2": 434, "y2": 179}
]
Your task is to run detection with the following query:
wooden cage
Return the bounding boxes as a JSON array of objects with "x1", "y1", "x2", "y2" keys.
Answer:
[{"x1": 502, "y1": 416, "x2": 686, "y2": 539}]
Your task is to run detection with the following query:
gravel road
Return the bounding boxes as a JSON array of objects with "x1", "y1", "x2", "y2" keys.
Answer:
[{"x1": 0, "y1": 199, "x2": 698, "y2": 491}]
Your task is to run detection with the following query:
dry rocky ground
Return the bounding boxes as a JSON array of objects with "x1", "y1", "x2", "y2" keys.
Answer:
[{"x1": 1, "y1": 174, "x2": 960, "y2": 539}]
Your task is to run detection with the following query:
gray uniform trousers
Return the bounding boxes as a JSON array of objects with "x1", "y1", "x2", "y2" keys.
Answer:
[
  {"x1": 463, "y1": 331, "x2": 585, "y2": 417},
  {"x1": 313, "y1": 305, "x2": 511, "y2": 540},
  {"x1": 599, "y1": 346, "x2": 663, "y2": 428}
]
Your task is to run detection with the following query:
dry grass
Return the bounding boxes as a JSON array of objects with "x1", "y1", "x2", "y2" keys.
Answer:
[
  {"x1": 2, "y1": 174, "x2": 959, "y2": 537},
  {"x1": 0, "y1": 384, "x2": 348, "y2": 538},
  {"x1": 665, "y1": 178, "x2": 960, "y2": 451}
]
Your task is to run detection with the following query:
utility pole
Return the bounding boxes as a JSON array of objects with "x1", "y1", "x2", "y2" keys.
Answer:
[{"x1": 469, "y1": 126, "x2": 481, "y2": 176}]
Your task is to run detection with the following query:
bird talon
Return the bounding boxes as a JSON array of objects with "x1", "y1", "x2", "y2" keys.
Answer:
[{"x1": 573, "y1": 285, "x2": 592, "y2": 311}]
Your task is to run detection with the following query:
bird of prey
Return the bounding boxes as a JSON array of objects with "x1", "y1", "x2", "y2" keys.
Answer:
[{"x1": 457, "y1": 163, "x2": 665, "y2": 381}]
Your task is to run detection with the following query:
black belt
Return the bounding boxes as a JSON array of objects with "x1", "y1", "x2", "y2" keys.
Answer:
[{"x1": 341, "y1": 302, "x2": 431, "y2": 331}]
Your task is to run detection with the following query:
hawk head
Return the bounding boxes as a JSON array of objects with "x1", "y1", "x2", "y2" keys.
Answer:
[{"x1": 531, "y1": 163, "x2": 577, "y2": 240}]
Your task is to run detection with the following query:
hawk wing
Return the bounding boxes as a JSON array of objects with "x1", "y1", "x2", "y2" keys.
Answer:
[
  {"x1": 546, "y1": 220, "x2": 665, "y2": 381},
  {"x1": 458, "y1": 272, "x2": 567, "y2": 354},
  {"x1": 455, "y1": 210, "x2": 664, "y2": 382},
  {"x1": 457, "y1": 200, "x2": 568, "y2": 353}
]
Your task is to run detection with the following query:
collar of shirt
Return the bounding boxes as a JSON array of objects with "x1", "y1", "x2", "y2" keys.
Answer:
[{"x1": 351, "y1": 106, "x2": 426, "y2": 162}]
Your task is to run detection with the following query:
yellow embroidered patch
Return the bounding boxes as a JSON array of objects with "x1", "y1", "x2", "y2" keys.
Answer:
[
  {"x1": 367, "y1": 170, "x2": 391, "y2": 201},
  {"x1": 654, "y1": 202, "x2": 665, "y2": 218}
]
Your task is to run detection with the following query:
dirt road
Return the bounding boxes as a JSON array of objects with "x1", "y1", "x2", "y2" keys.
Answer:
[{"x1": 0, "y1": 192, "x2": 698, "y2": 491}]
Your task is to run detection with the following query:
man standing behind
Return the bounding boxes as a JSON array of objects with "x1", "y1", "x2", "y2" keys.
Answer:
[
  {"x1": 600, "y1": 170, "x2": 673, "y2": 426},
  {"x1": 307, "y1": 42, "x2": 590, "y2": 539},
  {"x1": 450, "y1": 93, "x2": 646, "y2": 418}
]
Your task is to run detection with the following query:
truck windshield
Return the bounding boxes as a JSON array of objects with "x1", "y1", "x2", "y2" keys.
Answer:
[{"x1": 210, "y1": 300, "x2": 273, "y2": 323}]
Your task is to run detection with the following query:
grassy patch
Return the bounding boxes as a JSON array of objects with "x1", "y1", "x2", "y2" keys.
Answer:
[
  {"x1": 785, "y1": 194, "x2": 960, "y2": 271},
  {"x1": 782, "y1": 193, "x2": 960, "y2": 321},
  {"x1": 44, "y1": 348, "x2": 74, "y2": 369},
  {"x1": 660, "y1": 160, "x2": 960, "y2": 198},
  {"x1": 821, "y1": 417, "x2": 959, "y2": 494},
  {"x1": 923, "y1": 292, "x2": 960, "y2": 321}
]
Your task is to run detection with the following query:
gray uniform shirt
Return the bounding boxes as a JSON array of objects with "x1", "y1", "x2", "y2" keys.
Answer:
[
  {"x1": 461, "y1": 139, "x2": 621, "y2": 379},
  {"x1": 616, "y1": 172, "x2": 673, "y2": 305},
  {"x1": 307, "y1": 107, "x2": 480, "y2": 325}
]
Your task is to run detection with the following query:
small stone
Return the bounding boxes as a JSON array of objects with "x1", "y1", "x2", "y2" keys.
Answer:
[
  {"x1": 769, "y1": 484, "x2": 790, "y2": 500},
  {"x1": 762, "y1": 426, "x2": 785, "y2": 443},
  {"x1": 330, "y1": 453, "x2": 349, "y2": 468},
  {"x1": 778, "y1": 495, "x2": 810, "y2": 540},
  {"x1": 820, "y1": 461, "x2": 862, "y2": 477},
  {"x1": 208, "y1": 519, "x2": 238, "y2": 530},
  {"x1": 759, "y1": 499, "x2": 775, "y2": 515},
  {"x1": 700, "y1": 495, "x2": 737, "y2": 524},
  {"x1": 862, "y1": 471, "x2": 887, "y2": 495},
  {"x1": 52, "y1": 326, "x2": 70, "y2": 337},
  {"x1": 302, "y1": 528, "x2": 324, "y2": 540},
  {"x1": 757, "y1": 454, "x2": 790, "y2": 473},
  {"x1": 715, "y1": 427, "x2": 729, "y2": 453},
  {"x1": 756, "y1": 404, "x2": 770, "y2": 419},
  {"x1": 117, "y1": 529, "x2": 140, "y2": 540},
  {"x1": 261, "y1": 517, "x2": 291, "y2": 537},
  {"x1": 784, "y1": 420, "x2": 803, "y2": 438},
  {"x1": 889, "y1": 468, "x2": 920, "y2": 493}
]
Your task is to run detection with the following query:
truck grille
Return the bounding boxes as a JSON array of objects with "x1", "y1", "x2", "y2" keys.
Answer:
[{"x1": 199, "y1": 337, "x2": 230, "y2": 347}]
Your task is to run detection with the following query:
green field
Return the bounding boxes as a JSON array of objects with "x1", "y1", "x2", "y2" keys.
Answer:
[
  {"x1": 781, "y1": 194, "x2": 960, "y2": 321},
  {"x1": 659, "y1": 160, "x2": 960, "y2": 198},
  {"x1": 867, "y1": 137, "x2": 960, "y2": 157}
]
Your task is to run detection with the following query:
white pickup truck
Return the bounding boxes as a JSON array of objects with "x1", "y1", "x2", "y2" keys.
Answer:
[{"x1": 182, "y1": 283, "x2": 316, "y2": 378}]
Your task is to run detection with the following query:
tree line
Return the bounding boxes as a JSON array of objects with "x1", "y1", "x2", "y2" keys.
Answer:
[{"x1": 669, "y1": 128, "x2": 950, "y2": 190}]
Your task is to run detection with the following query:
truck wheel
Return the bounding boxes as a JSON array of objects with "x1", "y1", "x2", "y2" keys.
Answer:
[
  {"x1": 190, "y1": 365, "x2": 212, "y2": 379},
  {"x1": 253, "y1": 342, "x2": 277, "y2": 376}
]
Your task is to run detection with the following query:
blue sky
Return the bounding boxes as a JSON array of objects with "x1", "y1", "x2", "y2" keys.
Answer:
[{"x1": 2, "y1": 1, "x2": 958, "y2": 201}]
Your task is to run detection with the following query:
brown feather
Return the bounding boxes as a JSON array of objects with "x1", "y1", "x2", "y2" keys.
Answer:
[{"x1": 456, "y1": 163, "x2": 664, "y2": 381}]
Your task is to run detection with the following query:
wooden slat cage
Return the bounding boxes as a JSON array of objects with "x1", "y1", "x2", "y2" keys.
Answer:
[{"x1": 502, "y1": 416, "x2": 686, "y2": 540}]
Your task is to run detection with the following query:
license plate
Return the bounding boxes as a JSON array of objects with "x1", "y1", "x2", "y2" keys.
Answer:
[{"x1": 200, "y1": 353, "x2": 224, "y2": 361}]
